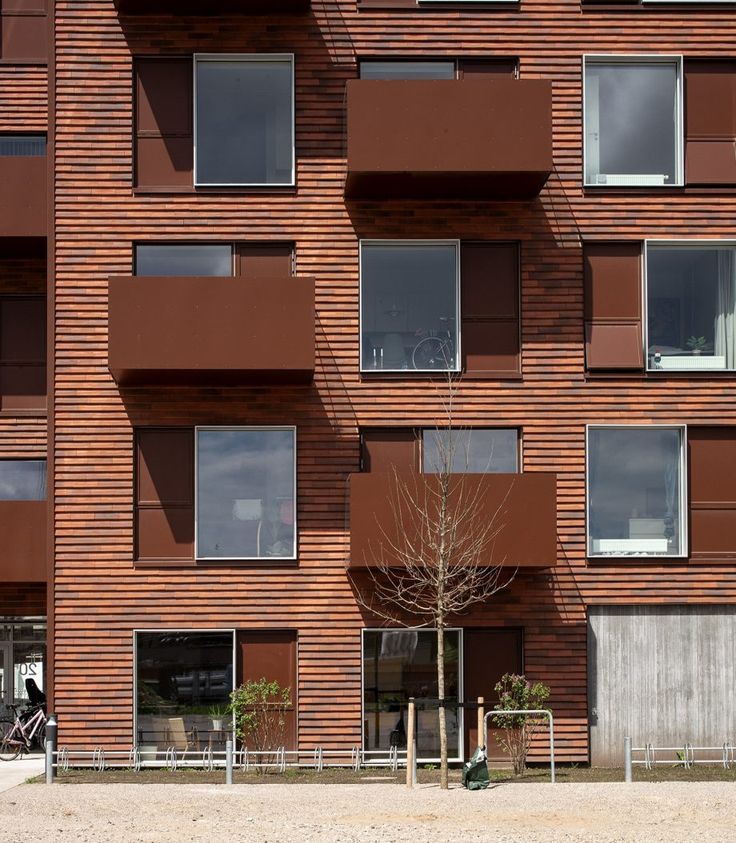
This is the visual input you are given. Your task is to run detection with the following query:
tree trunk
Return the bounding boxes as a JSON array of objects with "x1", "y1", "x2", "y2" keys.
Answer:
[{"x1": 437, "y1": 624, "x2": 449, "y2": 790}]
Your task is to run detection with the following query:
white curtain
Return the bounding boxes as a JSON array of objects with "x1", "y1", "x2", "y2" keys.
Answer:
[{"x1": 715, "y1": 250, "x2": 736, "y2": 369}]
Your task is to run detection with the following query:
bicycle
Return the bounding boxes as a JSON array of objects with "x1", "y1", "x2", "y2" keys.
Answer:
[
  {"x1": 0, "y1": 702, "x2": 47, "y2": 760},
  {"x1": 411, "y1": 317, "x2": 457, "y2": 371}
]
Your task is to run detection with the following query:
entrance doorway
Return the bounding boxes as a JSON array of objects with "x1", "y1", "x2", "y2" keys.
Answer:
[{"x1": 0, "y1": 618, "x2": 46, "y2": 713}]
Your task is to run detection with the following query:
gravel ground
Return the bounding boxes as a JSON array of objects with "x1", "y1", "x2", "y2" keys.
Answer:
[{"x1": 0, "y1": 782, "x2": 734, "y2": 842}]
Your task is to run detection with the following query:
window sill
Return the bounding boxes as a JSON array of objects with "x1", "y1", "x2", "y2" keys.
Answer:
[
  {"x1": 587, "y1": 554, "x2": 688, "y2": 565},
  {"x1": 134, "y1": 558, "x2": 299, "y2": 569},
  {"x1": 361, "y1": 370, "x2": 522, "y2": 381},
  {"x1": 132, "y1": 185, "x2": 298, "y2": 197},
  {"x1": 586, "y1": 369, "x2": 736, "y2": 380}
]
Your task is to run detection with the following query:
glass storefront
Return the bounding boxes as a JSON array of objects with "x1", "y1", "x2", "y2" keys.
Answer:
[
  {"x1": 362, "y1": 629, "x2": 462, "y2": 761},
  {"x1": 0, "y1": 618, "x2": 46, "y2": 714},
  {"x1": 135, "y1": 631, "x2": 234, "y2": 749}
]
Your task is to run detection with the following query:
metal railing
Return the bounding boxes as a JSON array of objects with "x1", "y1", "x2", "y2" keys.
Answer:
[{"x1": 623, "y1": 736, "x2": 736, "y2": 781}]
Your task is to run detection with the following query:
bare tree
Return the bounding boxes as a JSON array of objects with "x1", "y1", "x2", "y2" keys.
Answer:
[{"x1": 354, "y1": 377, "x2": 516, "y2": 790}]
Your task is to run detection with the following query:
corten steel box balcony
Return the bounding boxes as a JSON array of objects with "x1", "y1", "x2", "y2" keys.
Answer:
[
  {"x1": 348, "y1": 471, "x2": 557, "y2": 570},
  {"x1": 345, "y1": 78, "x2": 553, "y2": 201},
  {"x1": 0, "y1": 156, "x2": 46, "y2": 238},
  {"x1": 114, "y1": 0, "x2": 309, "y2": 13},
  {"x1": 108, "y1": 275, "x2": 315, "y2": 386},
  {"x1": 0, "y1": 501, "x2": 46, "y2": 583}
]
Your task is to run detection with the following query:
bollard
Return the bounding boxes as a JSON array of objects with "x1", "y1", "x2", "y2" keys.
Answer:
[
  {"x1": 412, "y1": 732, "x2": 417, "y2": 786},
  {"x1": 45, "y1": 713, "x2": 58, "y2": 784},
  {"x1": 624, "y1": 736, "x2": 632, "y2": 783},
  {"x1": 406, "y1": 697, "x2": 415, "y2": 789},
  {"x1": 477, "y1": 697, "x2": 485, "y2": 748},
  {"x1": 225, "y1": 740, "x2": 233, "y2": 785}
]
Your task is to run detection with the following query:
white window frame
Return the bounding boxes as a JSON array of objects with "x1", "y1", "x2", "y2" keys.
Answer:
[
  {"x1": 585, "y1": 424, "x2": 688, "y2": 559},
  {"x1": 360, "y1": 627, "x2": 465, "y2": 764},
  {"x1": 359, "y1": 240, "x2": 462, "y2": 375},
  {"x1": 644, "y1": 239, "x2": 736, "y2": 372},
  {"x1": 194, "y1": 426, "x2": 297, "y2": 562},
  {"x1": 132, "y1": 629, "x2": 237, "y2": 750},
  {"x1": 582, "y1": 55, "x2": 684, "y2": 189},
  {"x1": 193, "y1": 54, "x2": 296, "y2": 189}
]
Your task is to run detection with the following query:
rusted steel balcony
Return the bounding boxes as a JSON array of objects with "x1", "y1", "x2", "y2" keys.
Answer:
[
  {"x1": 345, "y1": 78, "x2": 553, "y2": 201},
  {"x1": 108, "y1": 275, "x2": 315, "y2": 386},
  {"x1": 0, "y1": 156, "x2": 46, "y2": 238},
  {"x1": 114, "y1": 0, "x2": 309, "y2": 13},
  {"x1": 348, "y1": 471, "x2": 557, "y2": 570},
  {"x1": 0, "y1": 501, "x2": 46, "y2": 583}
]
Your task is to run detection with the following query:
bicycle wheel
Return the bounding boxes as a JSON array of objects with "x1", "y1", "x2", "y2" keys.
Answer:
[
  {"x1": 412, "y1": 337, "x2": 453, "y2": 370},
  {"x1": 0, "y1": 720, "x2": 22, "y2": 761},
  {"x1": 35, "y1": 723, "x2": 46, "y2": 751}
]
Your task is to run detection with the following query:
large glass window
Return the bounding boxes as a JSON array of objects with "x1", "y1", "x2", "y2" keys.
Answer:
[
  {"x1": 362, "y1": 629, "x2": 461, "y2": 760},
  {"x1": 359, "y1": 61, "x2": 456, "y2": 80},
  {"x1": 0, "y1": 460, "x2": 45, "y2": 500},
  {"x1": 360, "y1": 242, "x2": 460, "y2": 372},
  {"x1": 135, "y1": 245, "x2": 233, "y2": 277},
  {"x1": 422, "y1": 429, "x2": 519, "y2": 473},
  {"x1": 647, "y1": 243, "x2": 736, "y2": 371},
  {"x1": 195, "y1": 55, "x2": 294, "y2": 187},
  {"x1": 135, "y1": 631, "x2": 234, "y2": 749},
  {"x1": 196, "y1": 427, "x2": 296, "y2": 560},
  {"x1": 0, "y1": 135, "x2": 46, "y2": 157},
  {"x1": 584, "y1": 57, "x2": 682, "y2": 187},
  {"x1": 587, "y1": 427, "x2": 685, "y2": 557}
]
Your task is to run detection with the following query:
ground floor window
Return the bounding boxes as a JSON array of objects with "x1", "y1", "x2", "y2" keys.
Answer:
[
  {"x1": 362, "y1": 629, "x2": 462, "y2": 761},
  {"x1": 0, "y1": 618, "x2": 46, "y2": 713},
  {"x1": 135, "y1": 631, "x2": 234, "y2": 751}
]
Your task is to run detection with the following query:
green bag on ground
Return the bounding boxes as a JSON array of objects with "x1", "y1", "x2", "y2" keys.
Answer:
[{"x1": 462, "y1": 745, "x2": 490, "y2": 791}]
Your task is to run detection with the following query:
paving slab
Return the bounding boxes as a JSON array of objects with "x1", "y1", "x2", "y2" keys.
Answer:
[{"x1": 0, "y1": 754, "x2": 44, "y2": 793}]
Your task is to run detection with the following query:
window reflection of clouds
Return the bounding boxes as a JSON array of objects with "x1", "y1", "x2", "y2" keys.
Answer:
[
  {"x1": 196, "y1": 429, "x2": 295, "y2": 559},
  {"x1": 422, "y1": 429, "x2": 518, "y2": 474},
  {"x1": 0, "y1": 460, "x2": 46, "y2": 500}
]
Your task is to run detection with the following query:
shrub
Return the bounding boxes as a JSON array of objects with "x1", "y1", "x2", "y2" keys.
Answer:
[
  {"x1": 230, "y1": 678, "x2": 292, "y2": 773},
  {"x1": 492, "y1": 673, "x2": 551, "y2": 776}
]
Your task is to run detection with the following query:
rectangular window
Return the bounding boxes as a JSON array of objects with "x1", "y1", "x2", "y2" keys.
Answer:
[
  {"x1": 360, "y1": 61, "x2": 456, "y2": 80},
  {"x1": 646, "y1": 242, "x2": 736, "y2": 371},
  {"x1": 584, "y1": 56, "x2": 683, "y2": 187},
  {"x1": 135, "y1": 245, "x2": 233, "y2": 277},
  {"x1": 0, "y1": 135, "x2": 45, "y2": 156},
  {"x1": 0, "y1": 460, "x2": 45, "y2": 500},
  {"x1": 360, "y1": 241, "x2": 460, "y2": 373},
  {"x1": 587, "y1": 426, "x2": 686, "y2": 557},
  {"x1": 194, "y1": 55, "x2": 295, "y2": 187},
  {"x1": 362, "y1": 629, "x2": 462, "y2": 761},
  {"x1": 422, "y1": 429, "x2": 519, "y2": 473},
  {"x1": 0, "y1": 295, "x2": 46, "y2": 412},
  {"x1": 195, "y1": 427, "x2": 296, "y2": 560},
  {"x1": 135, "y1": 631, "x2": 234, "y2": 750}
]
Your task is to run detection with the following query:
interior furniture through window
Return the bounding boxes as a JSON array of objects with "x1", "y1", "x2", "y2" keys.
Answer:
[
  {"x1": 360, "y1": 241, "x2": 460, "y2": 373},
  {"x1": 195, "y1": 427, "x2": 296, "y2": 560},
  {"x1": 587, "y1": 426, "x2": 685, "y2": 557},
  {"x1": 646, "y1": 243, "x2": 736, "y2": 371},
  {"x1": 362, "y1": 628, "x2": 461, "y2": 761},
  {"x1": 584, "y1": 56, "x2": 682, "y2": 187}
]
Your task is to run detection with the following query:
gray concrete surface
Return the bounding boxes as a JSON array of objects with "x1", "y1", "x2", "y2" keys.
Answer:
[
  {"x1": 0, "y1": 781, "x2": 734, "y2": 842},
  {"x1": 0, "y1": 754, "x2": 44, "y2": 794}
]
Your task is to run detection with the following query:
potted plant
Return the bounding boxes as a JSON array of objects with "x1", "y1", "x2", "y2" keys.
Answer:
[
  {"x1": 686, "y1": 336, "x2": 707, "y2": 356},
  {"x1": 209, "y1": 703, "x2": 229, "y2": 731}
]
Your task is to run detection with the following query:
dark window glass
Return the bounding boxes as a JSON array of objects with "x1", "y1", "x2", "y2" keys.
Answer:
[
  {"x1": 359, "y1": 61, "x2": 456, "y2": 80},
  {"x1": 0, "y1": 460, "x2": 45, "y2": 500},
  {"x1": 196, "y1": 428, "x2": 296, "y2": 560},
  {"x1": 361, "y1": 243, "x2": 459, "y2": 372},
  {"x1": 135, "y1": 245, "x2": 232, "y2": 277},
  {"x1": 0, "y1": 136, "x2": 46, "y2": 157},
  {"x1": 585, "y1": 61, "x2": 680, "y2": 186},
  {"x1": 136, "y1": 632, "x2": 234, "y2": 749},
  {"x1": 422, "y1": 429, "x2": 518, "y2": 473},
  {"x1": 362, "y1": 630, "x2": 461, "y2": 760},
  {"x1": 647, "y1": 246, "x2": 735, "y2": 371},
  {"x1": 195, "y1": 57, "x2": 294, "y2": 186},
  {"x1": 588, "y1": 427, "x2": 684, "y2": 557}
]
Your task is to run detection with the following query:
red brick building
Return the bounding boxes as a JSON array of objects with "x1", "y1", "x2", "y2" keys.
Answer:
[{"x1": 1, "y1": 0, "x2": 736, "y2": 766}]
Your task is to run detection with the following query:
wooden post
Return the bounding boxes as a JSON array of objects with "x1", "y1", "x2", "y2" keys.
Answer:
[
  {"x1": 477, "y1": 696, "x2": 485, "y2": 749},
  {"x1": 406, "y1": 697, "x2": 415, "y2": 788}
]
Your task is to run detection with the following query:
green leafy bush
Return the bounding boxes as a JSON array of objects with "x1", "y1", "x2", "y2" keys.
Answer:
[
  {"x1": 493, "y1": 673, "x2": 551, "y2": 775},
  {"x1": 230, "y1": 678, "x2": 291, "y2": 773}
]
